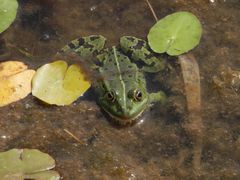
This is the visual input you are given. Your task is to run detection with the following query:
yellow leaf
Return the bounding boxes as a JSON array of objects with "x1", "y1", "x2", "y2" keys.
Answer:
[
  {"x1": 32, "y1": 60, "x2": 91, "y2": 106},
  {"x1": 0, "y1": 61, "x2": 35, "y2": 107},
  {"x1": 0, "y1": 61, "x2": 27, "y2": 77}
]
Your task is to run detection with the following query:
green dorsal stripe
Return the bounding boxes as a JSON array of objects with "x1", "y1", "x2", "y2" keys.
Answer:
[{"x1": 113, "y1": 46, "x2": 126, "y2": 111}]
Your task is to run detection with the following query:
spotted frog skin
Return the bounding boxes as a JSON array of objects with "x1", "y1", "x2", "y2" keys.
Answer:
[{"x1": 60, "y1": 35, "x2": 166, "y2": 125}]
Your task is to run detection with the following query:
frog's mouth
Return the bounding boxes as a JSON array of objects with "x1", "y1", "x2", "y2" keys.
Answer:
[{"x1": 102, "y1": 107, "x2": 145, "y2": 125}]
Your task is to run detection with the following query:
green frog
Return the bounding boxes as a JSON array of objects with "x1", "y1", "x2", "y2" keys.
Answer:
[{"x1": 60, "y1": 35, "x2": 166, "y2": 125}]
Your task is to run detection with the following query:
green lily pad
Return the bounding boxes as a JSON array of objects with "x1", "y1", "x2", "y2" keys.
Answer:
[
  {"x1": 0, "y1": 149, "x2": 60, "y2": 180},
  {"x1": 32, "y1": 60, "x2": 91, "y2": 105},
  {"x1": 0, "y1": 0, "x2": 18, "y2": 33},
  {"x1": 147, "y1": 11, "x2": 202, "y2": 56}
]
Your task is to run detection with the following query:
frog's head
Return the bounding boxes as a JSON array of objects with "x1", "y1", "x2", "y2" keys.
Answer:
[
  {"x1": 97, "y1": 80, "x2": 149, "y2": 125},
  {"x1": 95, "y1": 47, "x2": 150, "y2": 125}
]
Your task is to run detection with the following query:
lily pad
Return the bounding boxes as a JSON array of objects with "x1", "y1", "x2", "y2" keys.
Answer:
[
  {"x1": 32, "y1": 60, "x2": 91, "y2": 105},
  {"x1": 0, "y1": 149, "x2": 60, "y2": 180},
  {"x1": 147, "y1": 11, "x2": 202, "y2": 56},
  {"x1": 0, "y1": 61, "x2": 35, "y2": 107},
  {"x1": 0, "y1": 0, "x2": 18, "y2": 33}
]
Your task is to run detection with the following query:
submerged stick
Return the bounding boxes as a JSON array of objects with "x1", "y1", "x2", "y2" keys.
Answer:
[
  {"x1": 64, "y1": 129, "x2": 83, "y2": 145},
  {"x1": 145, "y1": 0, "x2": 203, "y2": 175}
]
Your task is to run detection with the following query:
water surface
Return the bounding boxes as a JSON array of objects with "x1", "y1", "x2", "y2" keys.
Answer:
[{"x1": 0, "y1": 0, "x2": 240, "y2": 179}]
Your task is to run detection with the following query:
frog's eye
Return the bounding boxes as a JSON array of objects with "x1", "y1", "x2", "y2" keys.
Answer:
[
  {"x1": 133, "y1": 90, "x2": 143, "y2": 101},
  {"x1": 105, "y1": 91, "x2": 116, "y2": 102}
]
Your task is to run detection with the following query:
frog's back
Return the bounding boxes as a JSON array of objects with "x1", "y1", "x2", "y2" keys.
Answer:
[{"x1": 98, "y1": 47, "x2": 146, "y2": 94}]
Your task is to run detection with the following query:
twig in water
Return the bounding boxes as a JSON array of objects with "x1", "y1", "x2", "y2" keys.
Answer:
[{"x1": 64, "y1": 128, "x2": 83, "y2": 145}]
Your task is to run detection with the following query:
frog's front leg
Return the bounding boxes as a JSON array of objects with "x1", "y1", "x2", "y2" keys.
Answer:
[
  {"x1": 120, "y1": 36, "x2": 165, "y2": 73},
  {"x1": 60, "y1": 35, "x2": 106, "y2": 58},
  {"x1": 149, "y1": 91, "x2": 167, "y2": 105}
]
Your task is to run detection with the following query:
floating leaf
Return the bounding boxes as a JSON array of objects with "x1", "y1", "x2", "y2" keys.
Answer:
[
  {"x1": 148, "y1": 11, "x2": 202, "y2": 56},
  {"x1": 24, "y1": 171, "x2": 60, "y2": 180},
  {"x1": 0, "y1": 61, "x2": 35, "y2": 107},
  {"x1": 0, "y1": 0, "x2": 18, "y2": 33},
  {"x1": 0, "y1": 149, "x2": 60, "y2": 180},
  {"x1": 0, "y1": 61, "x2": 27, "y2": 77},
  {"x1": 32, "y1": 60, "x2": 91, "y2": 105}
]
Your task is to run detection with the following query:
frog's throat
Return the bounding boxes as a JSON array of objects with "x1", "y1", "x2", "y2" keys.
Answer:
[{"x1": 102, "y1": 106, "x2": 145, "y2": 125}]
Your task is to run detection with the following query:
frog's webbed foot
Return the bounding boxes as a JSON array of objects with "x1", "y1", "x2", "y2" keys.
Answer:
[
  {"x1": 149, "y1": 91, "x2": 167, "y2": 105},
  {"x1": 120, "y1": 36, "x2": 165, "y2": 73},
  {"x1": 59, "y1": 35, "x2": 106, "y2": 58}
]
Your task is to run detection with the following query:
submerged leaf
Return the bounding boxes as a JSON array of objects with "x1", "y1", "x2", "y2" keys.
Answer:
[
  {"x1": 148, "y1": 11, "x2": 202, "y2": 56},
  {"x1": 0, "y1": 149, "x2": 60, "y2": 180},
  {"x1": 0, "y1": 0, "x2": 18, "y2": 33},
  {"x1": 0, "y1": 61, "x2": 35, "y2": 107},
  {"x1": 32, "y1": 60, "x2": 91, "y2": 105}
]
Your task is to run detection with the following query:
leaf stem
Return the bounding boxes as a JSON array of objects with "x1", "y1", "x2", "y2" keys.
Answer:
[{"x1": 144, "y1": 0, "x2": 158, "y2": 22}]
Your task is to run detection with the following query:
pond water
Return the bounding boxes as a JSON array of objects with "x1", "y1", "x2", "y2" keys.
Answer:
[{"x1": 0, "y1": 0, "x2": 240, "y2": 179}]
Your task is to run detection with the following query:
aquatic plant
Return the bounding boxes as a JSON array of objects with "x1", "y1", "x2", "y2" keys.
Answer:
[
  {"x1": 0, "y1": 61, "x2": 35, "y2": 107},
  {"x1": 0, "y1": 0, "x2": 18, "y2": 33},
  {"x1": 145, "y1": 1, "x2": 203, "y2": 174},
  {"x1": 0, "y1": 149, "x2": 60, "y2": 180},
  {"x1": 148, "y1": 11, "x2": 202, "y2": 56},
  {"x1": 32, "y1": 60, "x2": 91, "y2": 105}
]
